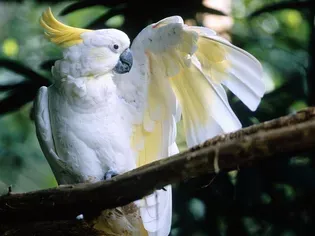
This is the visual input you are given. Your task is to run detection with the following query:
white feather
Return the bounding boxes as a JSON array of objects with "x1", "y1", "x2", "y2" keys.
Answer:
[
  {"x1": 113, "y1": 16, "x2": 265, "y2": 236},
  {"x1": 192, "y1": 56, "x2": 242, "y2": 132},
  {"x1": 206, "y1": 37, "x2": 265, "y2": 111}
]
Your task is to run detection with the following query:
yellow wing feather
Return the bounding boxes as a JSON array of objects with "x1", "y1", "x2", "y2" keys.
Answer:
[
  {"x1": 132, "y1": 122, "x2": 163, "y2": 167},
  {"x1": 40, "y1": 8, "x2": 91, "y2": 47},
  {"x1": 131, "y1": 22, "x2": 251, "y2": 152},
  {"x1": 131, "y1": 51, "x2": 174, "y2": 168},
  {"x1": 195, "y1": 37, "x2": 231, "y2": 84},
  {"x1": 128, "y1": 18, "x2": 263, "y2": 236}
]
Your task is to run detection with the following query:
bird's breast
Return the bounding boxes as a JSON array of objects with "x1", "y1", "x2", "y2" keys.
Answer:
[{"x1": 48, "y1": 81, "x2": 135, "y2": 180}]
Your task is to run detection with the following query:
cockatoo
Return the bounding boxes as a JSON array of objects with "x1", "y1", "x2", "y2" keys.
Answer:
[{"x1": 34, "y1": 8, "x2": 265, "y2": 236}]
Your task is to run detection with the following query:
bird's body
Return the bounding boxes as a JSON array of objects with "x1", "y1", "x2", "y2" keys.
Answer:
[
  {"x1": 46, "y1": 74, "x2": 136, "y2": 183},
  {"x1": 35, "y1": 8, "x2": 265, "y2": 236}
]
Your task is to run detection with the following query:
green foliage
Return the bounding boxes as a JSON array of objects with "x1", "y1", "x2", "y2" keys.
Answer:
[{"x1": 0, "y1": 0, "x2": 315, "y2": 235}]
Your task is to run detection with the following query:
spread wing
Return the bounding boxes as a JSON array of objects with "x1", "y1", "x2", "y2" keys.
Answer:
[
  {"x1": 34, "y1": 86, "x2": 81, "y2": 185},
  {"x1": 114, "y1": 16, "x2": 264, "y2": 235}
]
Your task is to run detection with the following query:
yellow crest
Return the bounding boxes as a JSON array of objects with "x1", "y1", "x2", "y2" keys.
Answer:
[{"x1": 40, "y1": 8, "x2": 92, "y2": 47}]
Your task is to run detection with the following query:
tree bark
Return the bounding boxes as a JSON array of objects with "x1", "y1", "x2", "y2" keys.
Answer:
[
  {"x1": 1, "y1": 108, "x2": 315, "y2": 233},
  {"x1": 2, "y1": 221, "x2": 105, "y2": 236}
]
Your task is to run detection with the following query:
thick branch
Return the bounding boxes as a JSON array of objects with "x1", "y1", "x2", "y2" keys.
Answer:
[
  {"x1": 2, "y1": 221, "x2": 104, "y2": 236},
  {"x1": 1, "y1": 108, "x2": 315, "y2": 224},
  {"x1": 4, "y1": 188, "x2": 315, "y2": 236}
]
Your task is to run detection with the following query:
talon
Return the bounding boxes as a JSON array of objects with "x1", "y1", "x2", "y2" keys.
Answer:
[{"x1": 105, "y1": 170, "x2": 119, "y2": 180}]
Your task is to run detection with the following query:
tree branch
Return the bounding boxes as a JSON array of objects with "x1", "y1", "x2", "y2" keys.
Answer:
[
  {"x1": 4, "y1": 188, "x2": 315, "y2": 236},
  {"x1": 2, "y1": 221, "x2": 105, "y2": 236},
  {"x1": 1, "y1": 108, "x2": 315, "y2": 225}
]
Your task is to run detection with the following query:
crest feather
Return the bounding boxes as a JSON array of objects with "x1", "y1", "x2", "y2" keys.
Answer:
[{"x1": 40, "y1": 8, "x2": 91, "y2": 47}]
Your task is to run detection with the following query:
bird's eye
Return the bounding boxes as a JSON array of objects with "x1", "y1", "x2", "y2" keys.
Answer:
[{"x1": 113, "y1": 44, "x2": 119, "y2": 50}]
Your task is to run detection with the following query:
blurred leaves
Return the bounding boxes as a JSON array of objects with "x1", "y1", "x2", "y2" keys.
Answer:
[
  {"x1": 0, "y1": 59, "x2": 50, "y2": 86},
  {"x1": 87, "y1": 6, "x2": 126, "y2": 29},
  {"x1": 39, "y1": 59, "x2": 56, "y2": 71},
  {"x1": 249, "y1": 0, "x2": 313, "y2": 18},
  {"x1": 61, "y1": 0, "x2": 227, "y2": 38},
  {"x1": 0, "y1": 82, "x2": 38, "y2": 115},
  {"x1": 0, "y1": 59, "x2": 51, "y2": 115},
  {"x1": 2, "y1": 38, "x2": 19, "y2": 57},
  {"x1": 60, "y1": 0, "x2": 126, "y2": 15}
]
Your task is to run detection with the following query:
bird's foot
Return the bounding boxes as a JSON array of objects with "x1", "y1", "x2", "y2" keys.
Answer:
[
  {"x1": 104, "y1": 170, "x2": 119, "y2": 180},
  {"x1": 76, "y1": 214, "x2": 84, "y2": 220}
]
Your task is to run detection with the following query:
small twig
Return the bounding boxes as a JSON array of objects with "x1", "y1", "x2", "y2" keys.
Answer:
[
  {"x1": 7, "y1": 185, "x2": 12, "y2": 196},
  {"x1": 201, "y1": 175, "x2": 217, "y2": 189}
]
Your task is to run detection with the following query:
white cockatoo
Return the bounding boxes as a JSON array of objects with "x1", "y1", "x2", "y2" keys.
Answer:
[{"x1": 34, "y1": 8, "x2": 265, "y2": 236}]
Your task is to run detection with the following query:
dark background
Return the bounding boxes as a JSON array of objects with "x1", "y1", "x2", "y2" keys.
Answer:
[{"x1": 0, "y1": 0, "x2": 314, "y2": 235}]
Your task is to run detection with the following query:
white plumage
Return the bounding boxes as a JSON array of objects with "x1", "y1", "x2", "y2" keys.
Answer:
[{"x1": 35, "y1": 8, "x2": 265, "y2": 236}]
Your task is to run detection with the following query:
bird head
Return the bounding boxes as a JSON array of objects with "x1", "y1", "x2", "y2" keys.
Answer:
[{"x1": 40, "y1": 8, "x2": 133, "y2": 78}]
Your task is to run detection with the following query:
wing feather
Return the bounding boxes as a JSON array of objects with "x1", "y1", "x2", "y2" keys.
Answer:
[
  {"x1": 118, "y1": 16, "x2": 265, "y2": 235},
  {"x1": 34, "y1": 86, "x2": 80, "y2": 184},
  {"x1": 194, "y1": 33, "x2": 265, "y2": 111}
]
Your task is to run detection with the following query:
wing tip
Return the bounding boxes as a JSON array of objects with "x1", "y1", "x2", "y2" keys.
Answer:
[
  {"x1": 248, "y1": 96, "x2": 264, "y2": 111},
  {"x1": 152, "y1": 16, "x2": 184, "y2": 28}
]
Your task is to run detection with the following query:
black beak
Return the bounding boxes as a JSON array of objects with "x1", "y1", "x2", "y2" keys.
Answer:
[{"x1": 113, "y1": 48, "x2": 133, "y2": 74}]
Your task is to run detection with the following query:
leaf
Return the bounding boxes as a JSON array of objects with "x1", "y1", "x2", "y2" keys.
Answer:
[
  {"x1": 160, "y1": 6, "x2": 227, "y2": 21},
  {"x1": 86, "y1": 6, "x2": 126, "y2": 29},
  {"x1": 1, "y1": 0, "x2": 70, "y2": 2},
  {"x1": 0, "y1": 59, "x2": 50, "y2": 86},
  {"x1": 198, "y1": 5, "x2": 227, "y2": 16},
  {"x1": 60, "y1": 0, "x2": 126, "y2": 15},
  {"x1": 0, "y1": 83, "x2": 39, "y2": 115},
  {"x1": 0, "y1": 60, "x2": 52, "y2": 115},
  {"x1": 0, "y1": 83, "x2": 28, "y2": 91},
  {"x1": 40, "y1": 59, "x2": 56, "y2": 72},
  {"x1": 249, "y1": 1, "x2": 313, "y2": 18}
]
